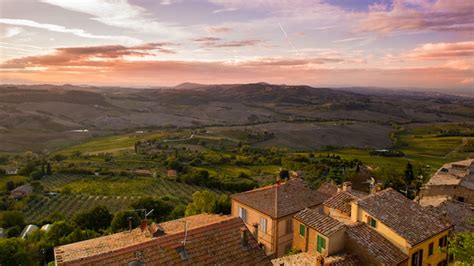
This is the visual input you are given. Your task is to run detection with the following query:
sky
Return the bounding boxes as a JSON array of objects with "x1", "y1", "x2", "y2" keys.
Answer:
[{"x1": 0, "y1": 0, "x2": 473, "y2": 89}]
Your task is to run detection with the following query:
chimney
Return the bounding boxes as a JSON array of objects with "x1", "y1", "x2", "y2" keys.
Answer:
[
  {"x1": 127, "y1": 216, "x2": 133, "y2": 233},
  {"x1": 252, "y1": 223, "x2": 259, "y2": 240},
  {"x1": 140, "y1": 219, "x2": 148, "y2": 232},
  {"x1": 316, "y1": 255, "x2": 325, "y2": 266},
  {"x1": 240, "y1": 227, "x2": 249, "y2": 248},
  {"x1": 342, "y1": 181, "x2": 352, "y2": 192}
]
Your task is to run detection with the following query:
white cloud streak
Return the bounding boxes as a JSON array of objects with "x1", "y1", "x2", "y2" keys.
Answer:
[
  {"x1": 40, "y1": 0, "x2": 188, "y2": 38},
  {"x1": 0, "y1": 18, "x2": 141, "y2": 44}
]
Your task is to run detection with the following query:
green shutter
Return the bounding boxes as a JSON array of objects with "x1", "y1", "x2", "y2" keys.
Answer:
[
  {"x1": 370, "y1": 218, "x2": 377, "y2": 228},
  {"x1": 299, "y1": 224, "x2": 305, "y2": 236},
  {"x1": 317, "y1": 235, "x2": 326, "y2": 253}
]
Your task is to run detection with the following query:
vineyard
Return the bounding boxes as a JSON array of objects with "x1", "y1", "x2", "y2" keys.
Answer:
[
  {"x1": 23, "y1": 194, "x2": 134, "y2": 223},
  {"x1": 22, "y1": 174, "x2": 225, "y2": 223}
]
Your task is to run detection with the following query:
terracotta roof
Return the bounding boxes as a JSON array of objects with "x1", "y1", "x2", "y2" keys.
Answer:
[
  {"x1": 317, "y1": 182, "x2": 339, "y2": 197},
  {"x1": 357, "y1": 188, "x2": 453, "y2": 246},
  {"x1": 424, "y1": 199, "x2": 474, "y2": 233},
  {"x1": 426, "y1": 159, "x2": 474, "y2": 187},
  {"x1": 346, "y1": 223, "x2": 408, "y2": 265},
  {"x1": 55, "y1": 214, "x2": 271, "y2": 265},
  {"x1": 294, "y1": 208, "x2": 345, "y2": 236},
  {"x1": 323, "y1": 190, "x2": 367, "y2": 214},
  {"x1": 232, "y1": 178, "x2": 329, "y2": 218}
]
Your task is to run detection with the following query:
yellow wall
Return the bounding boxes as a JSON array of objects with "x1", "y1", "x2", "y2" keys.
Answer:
[
  {"x1": 231, "y1": 199, "x2": 295, "y2": 257},
  {"x1": 292, "y1": 218, "x2": 345, "y2": 257},
  {"x1": 351, "y1": 201, "x2": 410, "y2": 253},
  {"x1": 407, "y1": 230, "x2": 449, "y2": 266},
  {"x1": 351, "y1": 201, "x2": 450, "y2": 265}
]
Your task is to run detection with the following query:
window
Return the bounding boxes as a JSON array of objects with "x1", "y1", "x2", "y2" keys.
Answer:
[
  {"x1": 439, "y1": 235, "x2": 448, "y2": 248},
  {"x1": 457, "y1": 196, "x2": 465, "y2": 202},
  {"x1": 238, "y1": 207, "x2": 247, "y2": 223},
  {"x1": 260, "y1": 217, "x2": 267, "y2": 234},
  {"x1": 428, "y1": 242, "x2": 434, "y2": 256},
  {"x1": 299, "y1": 224, "x2": 306, "y2": 237},
  {"x1": 316, "y1": 235, "x2": 326, "y2": 253},
  {"x1": 285, "y1": 218, "x2": 293, "y2": 235},
  {"x1": 368, "y1": 216, "x2": 377, "y2": 228},
  {"x1": 411, "y1": 249, "x2": 423, "y2": 266}
]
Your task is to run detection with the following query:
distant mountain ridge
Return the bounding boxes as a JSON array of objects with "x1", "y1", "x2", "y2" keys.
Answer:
[{"x1": 1, "y1": 83, "x2": 473, "y2": 152}]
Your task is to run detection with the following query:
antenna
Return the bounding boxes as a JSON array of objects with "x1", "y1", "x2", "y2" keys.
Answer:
[
  {"x1": 131, "y1": 208, "x2": 154, "y2": 220},
  {"x1": 181, "y1": 221, "x2": 189, "y2": 246},
  {"x1": 127, "y1": 216, "x2": 133, "y2": 232},
  {"x1": 145, "y1": 209, "x2": 154, "y2": 219}
]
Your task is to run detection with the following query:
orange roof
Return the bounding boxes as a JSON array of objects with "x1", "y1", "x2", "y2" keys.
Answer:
[
  {"x1": 232, "y1": 178, "x2": 328, "y2": 218},
  {"x1": 55, "y1": 214, "x2": 271, "y2": 265}
]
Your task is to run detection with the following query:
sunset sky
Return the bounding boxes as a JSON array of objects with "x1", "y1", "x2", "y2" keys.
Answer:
[{"x1": 0, "y1": 0, "x2": 473, "y2": 89}]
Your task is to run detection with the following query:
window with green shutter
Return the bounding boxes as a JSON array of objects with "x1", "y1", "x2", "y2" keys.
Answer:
[
  {"x1": 317, "y1": 235, "x2": 326, "y2": 253},
  {"x1": 299, "y1": 224, "x2": 305, "y2": 237}
]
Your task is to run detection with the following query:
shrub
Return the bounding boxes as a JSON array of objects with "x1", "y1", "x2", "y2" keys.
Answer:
[{"x1": 111, "y1": 210, "x2": 140, "y2": 233}]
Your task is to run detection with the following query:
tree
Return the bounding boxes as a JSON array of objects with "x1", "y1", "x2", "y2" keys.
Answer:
[
  {"x1": 5, "y1": 181, "x2": 15, "y2": 191},
  {"x1": 6, "y1": 226, "x2": 21, "y2": 238},
  {"x1": 216, "y1": 195, "x2": 231, "y2": 214},
  {"x1": 185, "y1": 190, "x2": 218, "y2": 216},
  {"x1": 0, "y1": 211, "x2": 25, "y2": 228},
  {"x1": 110, "y1": 210, "x2": 140, "y2": 232},
  {"x1": 30, "y1": 170, "x2": 43, "y2": 180},
  {"x1": 46, "y1": 163, "x2": 52, "y2": 175},
  {"x1": 130, "y1": 197, "x2": 173, "y2": 222},
  {"x1": 168, "y1": 204, "x2": 186, "y2": 220},
  {"x1": 72, "y1": 206, "x2": 112, "y2": 232},
  {"x1": 448, "y1": 231, "x2": 474, "y2": 265},
  {"x1": 60, "y1": 228, "x2": 98, "y2": 245},
  {"x1": 0, "y1": 238, "x2": 31, "y2": 266},
  {"x1": 279, "y1": 170, "x2": 290, "y2": 180},
  {"x1": 404, "y1": 162, "x2": 414, "y2": 185},
  {"x1": 47, "y1": 221, "x2": 74, "y2": 246}
]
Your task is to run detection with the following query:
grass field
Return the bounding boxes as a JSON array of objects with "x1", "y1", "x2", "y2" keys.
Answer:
[
  {"x1": 56, "y1": 132, "x2": 165, "y2": 155},
  {"x1": 0, "y1": 175, "x2": 28, "y2": 191},
  {"x1": 311, "y1": 123, "x2": 474, "y2": 171}
]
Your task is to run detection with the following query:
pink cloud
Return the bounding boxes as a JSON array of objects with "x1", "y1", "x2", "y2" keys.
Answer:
[
  {"x1": 193, "y1": 37, "x2": 263, "y2": 48},
  {"x1": 358, "y1": 0, "x2": 474, "y2": 33},
  {"x1": 407, "y1": 41, "x2": 474, "y2": 59}
]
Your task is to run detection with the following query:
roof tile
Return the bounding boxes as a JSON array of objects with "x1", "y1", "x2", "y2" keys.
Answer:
[{"x1": 232, "y1": 178, "x2": 329, "y2": 218}]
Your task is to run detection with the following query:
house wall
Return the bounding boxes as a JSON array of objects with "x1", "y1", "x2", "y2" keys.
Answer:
[
  {"x1": 231, "y1": 199, "x2": 323, "y2": 258},
  {"x1": 231, "y1": 200, "x2": 275, "y2": 256},
  {"x1": 351, "y1": 202, "x2": 451, "y2": 265},
  {"x1": 420, "y1": 184, "x2": 474, "y2": 204},
  {"x1": 328, "y1": 228, "x2": 345, "y2": 255},
  {"x1": 407, "y1": 230, "x2": 450, "y2": 266},
  {"x1": 351, "y1": 201, "x2": 410, "y2": 253},
  {"x1": 292, "y1": 218, "x2": 345, "y2": 257}
]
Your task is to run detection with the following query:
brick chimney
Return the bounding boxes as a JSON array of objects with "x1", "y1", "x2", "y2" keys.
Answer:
[
  {"x1": 342, "y1": 181, "x2": 352, "y2": 192},
  {"x1": 252, "y1": 223, "x2": 259, "y2": 240},
  {"x1": 316, "y1": 255, "x2": 325, "y2": 266},
  {"x1": 240, "y1": 227, "x2": 249, "y2": 248},
  {"x1": 140, "y1": 219, "x2": 148, "y2": 232}
]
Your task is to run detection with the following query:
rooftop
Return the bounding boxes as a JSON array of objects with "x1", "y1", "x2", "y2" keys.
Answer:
[
  {"x1": 232, "y1": 178, "x2": 329, "y2": 218},
  {"x1": 323, "y1": 190, "x2": 367, "y2": 214},
  {"x1": 426, "y1": 159, "x2": 474, "y2": 189},
  {"x1": 317, "y1": 182, "x2": 339, "y2": 197},
  {"x1": 357, "y1": 188, "x2": 453, "y2": 246},
  {"x1": 421, "y1": 198, "x2": 474, "y2": 233},
  {"x1": 294, "y1": 208, "x2": 345, "y2": 237},
  {"x1": 55, "y1": 214, "x2": 255, "y2": 264},
  {"x1": 346, "y1": 223, "x2": 408, "y2": 265}
]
